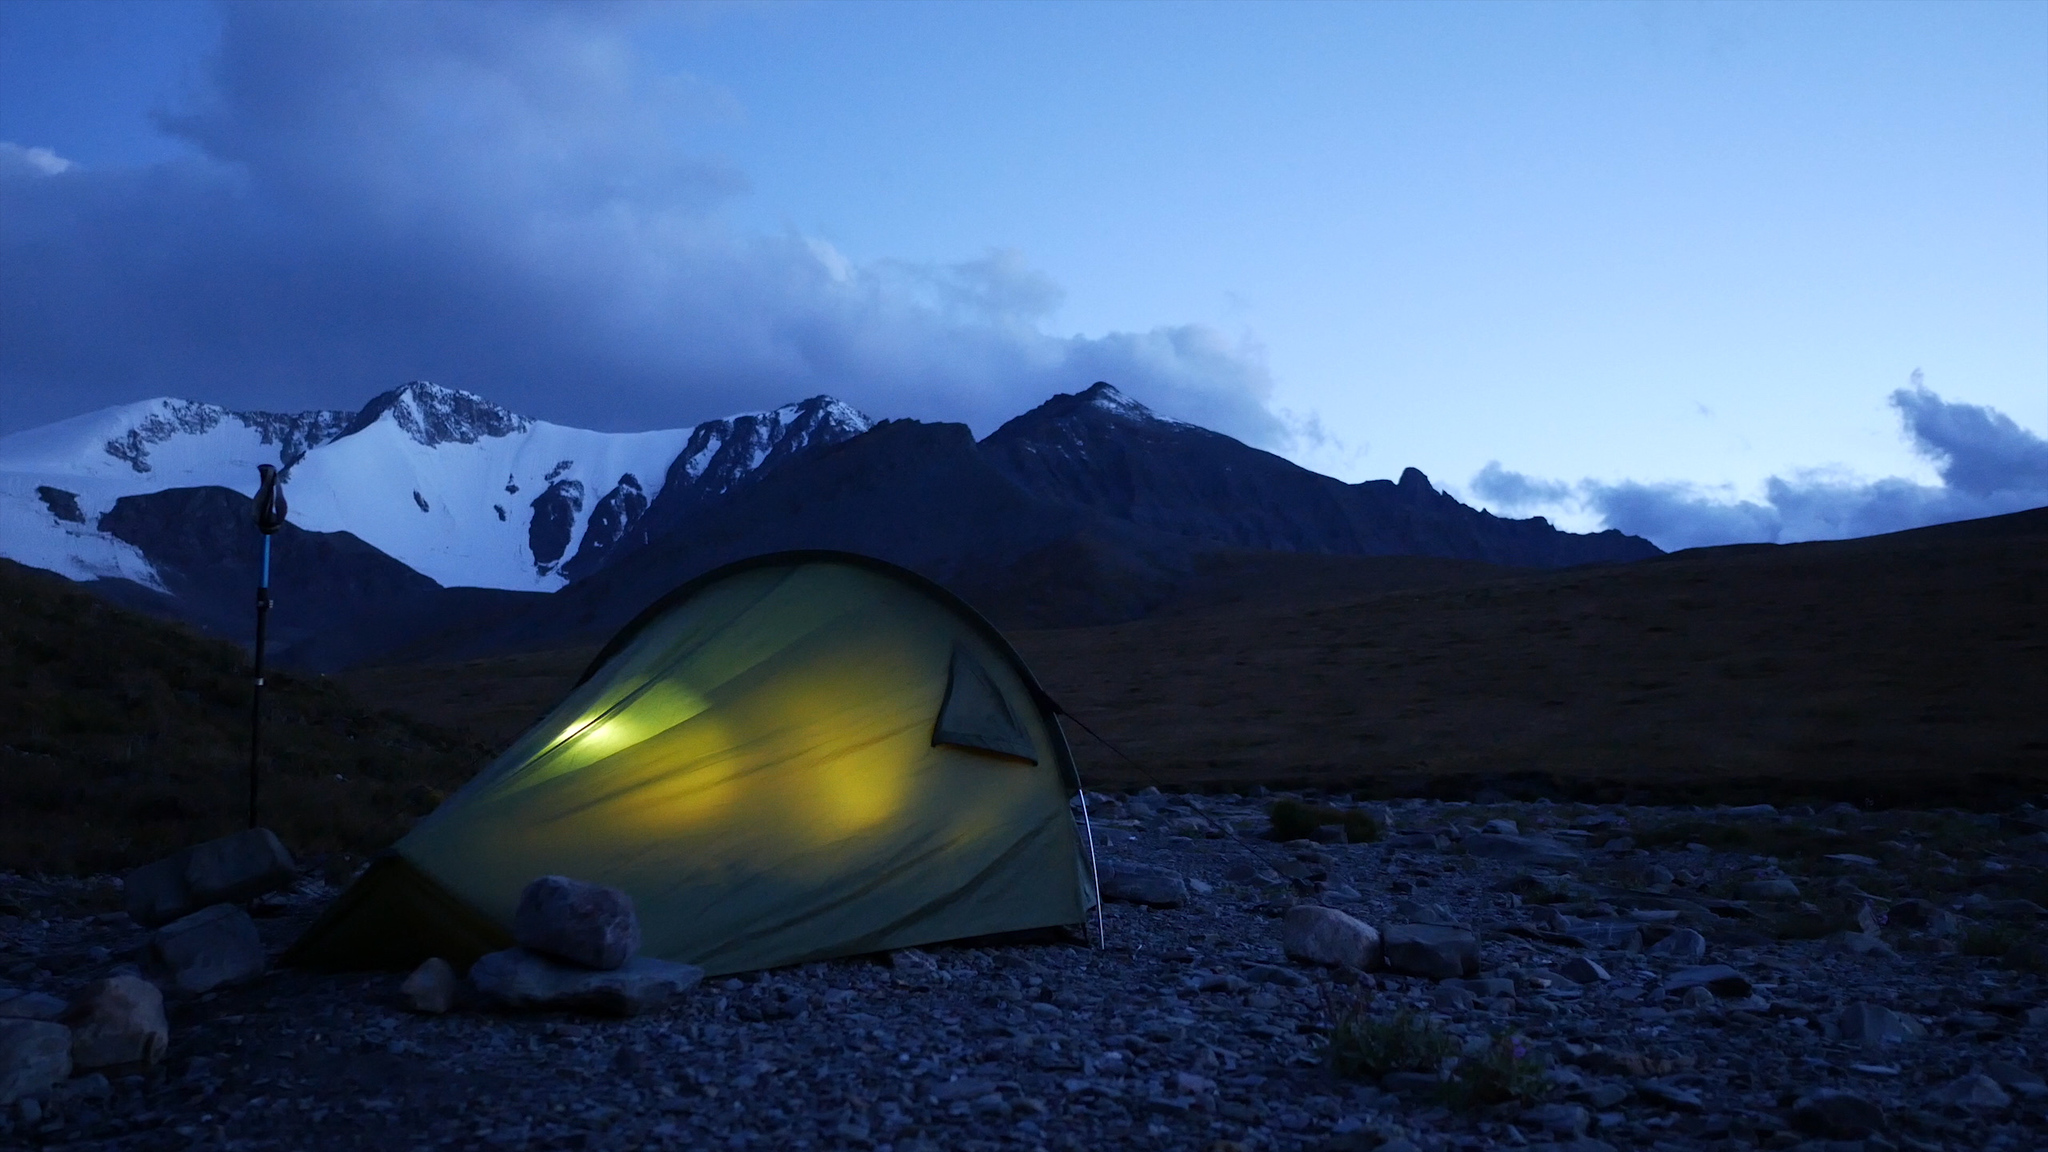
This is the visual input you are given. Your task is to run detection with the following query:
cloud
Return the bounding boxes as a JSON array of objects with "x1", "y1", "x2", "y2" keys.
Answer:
[
  {"x1": 1471, "y1": 384, "x2": 2048, "y2": 550},
  {"x1": 0, "y1": 3, "x2": 1279, "y2": 444},
  {"x1": 0, "y1": 143, "x2": 74, "y2": 178}
]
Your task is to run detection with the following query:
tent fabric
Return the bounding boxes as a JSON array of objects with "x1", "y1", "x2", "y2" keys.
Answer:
[
  {"x1": 288, "y1": 552, "x2": 1096, "y2": 977},
  {"x1": 932, "y1": 647, "x2": 1041, "y2": 763}
]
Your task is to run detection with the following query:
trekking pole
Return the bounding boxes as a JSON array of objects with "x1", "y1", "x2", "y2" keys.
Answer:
[{"x1": 250, "y1": 464, "x2": 288, "y2": 829}]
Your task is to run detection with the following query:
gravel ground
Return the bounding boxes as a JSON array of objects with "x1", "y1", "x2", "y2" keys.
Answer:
[{"x1": 3, "y1": 793, "x2": 2046, "y2": 1152}]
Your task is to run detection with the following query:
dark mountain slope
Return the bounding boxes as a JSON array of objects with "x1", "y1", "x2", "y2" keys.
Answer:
[
  {"x1": 434, "y1": 418, "x2": 1191, "y2": 656},
  {"x1": 95, "y1": 487, "x2": 546, "y2": 670},
  {"x1": 981, "y1": 382, "x2": 1658, "y2": 567},
  {"x1": 0, "y1": 557, "x2": 486, "y2": 874}
]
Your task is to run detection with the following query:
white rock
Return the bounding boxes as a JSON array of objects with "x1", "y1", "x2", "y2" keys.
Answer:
[
  {"x1": 513, "y1": 875, "x2": 641, "y2": 971},
  {"x1": 401, "y1": 957, "x2": 458, "y2": 1014},
  {"x1": 151, "y1": 903, "x2": 267, "y2": 994},
  {"x1": 0, "y1": 1020, "x2": 70, "y2": 1106},
  {"x1": 469, "y1": 948, "x2": 703, "y2": 1016},
  {"x1": 1281, "y1": 905, "x2": 1380, "y2": 968},
  {"x1": 1379, "y1": 924, "x2": 1479, "y2": 979},
  {"x1": 1098, "y1": 863, "x2": 1189, "y2": 908},
  {"x1": 66, "y1": 976, "x2": 168, "y2": 1068}
]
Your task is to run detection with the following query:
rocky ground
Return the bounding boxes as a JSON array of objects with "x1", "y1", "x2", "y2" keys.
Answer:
[{"x1": 3, "y1": 793, "x2": 2046, "y2": 1152}]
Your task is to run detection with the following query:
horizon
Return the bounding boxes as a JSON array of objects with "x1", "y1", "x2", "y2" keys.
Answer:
[{"x1": 1, "y1": 1, "x2": 2043, "y2": 549}]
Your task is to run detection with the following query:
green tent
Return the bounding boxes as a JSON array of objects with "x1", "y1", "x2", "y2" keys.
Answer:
[{"x1": 287, "y1": 552, "x2": 1100, "y2": 976}]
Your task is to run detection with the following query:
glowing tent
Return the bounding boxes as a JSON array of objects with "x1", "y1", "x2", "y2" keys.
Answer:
[{"x1": 286, "y1": 552, "x2": 1098, "y2": 976}]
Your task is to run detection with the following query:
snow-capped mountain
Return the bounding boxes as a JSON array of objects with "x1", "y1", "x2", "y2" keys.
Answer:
[{"x1": 0, "y1": 382, "x2": 873, "y2": 592}]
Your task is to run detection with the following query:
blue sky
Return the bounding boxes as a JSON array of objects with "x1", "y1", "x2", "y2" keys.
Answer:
[{"x1": 1, "y1": 0, "x2": 2043, "y2": 547}]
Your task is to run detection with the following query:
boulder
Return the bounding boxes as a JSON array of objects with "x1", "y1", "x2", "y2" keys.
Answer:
[
  {"x1": 1937, "y1": 1073, "x2": 2011, "y2": 1110},
  {"x1": 1380, "y1": 924, "x2": 1480, "y2": 980},
  {"x1": 1521, "y1": 1102, "x2": 1590, "y2": 1138},
  {"x1": 1791, "y1": 1089, "x2": 1886, "y2": 1137},
  {"x1": 1739, "y1": 878, "x2": 1801, "y2": 901},
  {"x1": 469, "y1": 948, "x2": 703, "y2": 1017},
  {"x1": 1660, "y1": 965, "x2": 1752, "y2": 998},
  {"x1": 1098, "y1": 864, "x2": 1189, "y2": 908},
  {"x1": 1836, "y1": 1002, "x2": 1924, "y2": 1048},
  {"x1": 514, "y1": 876, "x2": 641, "y2": 971},
  {"x1": 1460, "y1": 833, "x2": 1578, "y2": 867},
  {"x1": 401, "y1": 957, "x2": 458, "y2": 1014},
  {"x1": 124, "y1": 829, "x2": 296, "y2": 928},
  {"x1": 1646, "y1": 928, "x2": 1707, "y2": 961},
  {"x1": 1281, "y1": 906, "x2": 1380, "y2": 968},
  {"x1": 151, "y1": 904, "x2": 267, "y2": 994},
  {"x1": 66, "y1": 976, "x2": 167, "y2": 1068},
  {"x1": 0, "y1": 1020, "x2": 70, "y2": 1106}
]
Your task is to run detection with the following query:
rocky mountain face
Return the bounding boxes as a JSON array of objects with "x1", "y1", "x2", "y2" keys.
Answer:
[
  {"x1": 981, "y1": 383, "x2": 1657, "y2": 568},
  {"x1": 3, "y1": 379, "x2": 1662, "y2": 667}
]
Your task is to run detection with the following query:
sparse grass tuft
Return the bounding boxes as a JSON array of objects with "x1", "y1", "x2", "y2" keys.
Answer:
[
  {"x1": 1325, "y1": 1001, "x2": 1456, "y2": 1080},
  {"x1": 1962, "y1": 923, "x2": 2027, "y2": 958},
  {"x1": 1445, "y1": 1031, "x2": 1552, "y2": 1108},
  {"x1": 1270, "y1": 798, "x2": 1384, "y2": 844}
]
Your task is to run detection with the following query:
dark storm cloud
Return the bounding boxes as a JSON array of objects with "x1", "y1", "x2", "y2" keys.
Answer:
[
  {"x1": 1471, "y1": 385, "x2": 2048, "y2": 550},
  {"x1": 0, "y1": 2, "x2": 1280, "y2": 442}
]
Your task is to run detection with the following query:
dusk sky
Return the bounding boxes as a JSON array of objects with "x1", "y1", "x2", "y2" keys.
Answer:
[{"x1": 2, "y1": 1, "x2": 2043, "y2": 548}]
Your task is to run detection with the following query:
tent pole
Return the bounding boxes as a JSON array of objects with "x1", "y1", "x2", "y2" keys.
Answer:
[
  {"x1": 249, "y1": 534, "x2": 271, "y2": 830},
  {"x1": 1075, "y1": 784, "x2": 1106, "y2": 949}
]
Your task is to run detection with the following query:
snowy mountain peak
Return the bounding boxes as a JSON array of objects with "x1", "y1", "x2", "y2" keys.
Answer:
[
  {"x1": 1074, "y1": 381, "x2": 1157, "y2": 422},
  {"x1": 342, "y1": 381, "x2": 531, "y2": 447}
]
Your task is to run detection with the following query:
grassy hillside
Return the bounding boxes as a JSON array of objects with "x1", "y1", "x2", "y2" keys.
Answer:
[
  {"x1": 0, "y1": 558, "x2": 491, "y2": 875},
  {"x1": 1016, "y1": 509, "x2": 2048, "y2": 807},
  {"x1": 332, "y1": 509, "x2": 2048, "y2": 811}
]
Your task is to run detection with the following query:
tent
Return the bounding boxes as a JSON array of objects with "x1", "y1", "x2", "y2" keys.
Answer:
[{"x1": 286, "y1": 551, "x2": 1099, "y2": 977}]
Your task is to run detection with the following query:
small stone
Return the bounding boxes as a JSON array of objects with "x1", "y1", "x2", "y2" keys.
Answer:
[
  {"x1": 151, "y1": 904, "x2": 267, "y2": 994},
  {"x1": 1982, "y1": 1059, "x2": 2048, "y2": 1097},
  {"x1": 1390, "y1": 899, "x2": 1460, "y2": 927},
  {"x1": 1173, "y1": 1071, "x2": 1214, "y2": 1094},
  {"x1": 469, "y1": 948, "x2": 702, "y2": 1016},
  {"x1": 1937, "y1": 1073, "x2": 2011, "y2": 1110},
  {"x1": 1462, "y1": 833, "x2": 1579, "y2": 866},
  {"x1": 1647, "y1": 928, "x2": 1707, "y2": 961},
  {"x1": 1661, "y1": 965, "x2": 1752, "y2": 998},
  {"x1": 1792, "y1": 1089, "x2": 1886, "y2": 1137},
  {"x1": 1558, "y1": 956, "x2": 1610, "y2": 984},
  {"x1": 1522, "y1": 1102, "x2": 1590, "y2": 1137},
  {"x1": 1380, "y1": 924, "x2": 1480, "y2": 980},
  {"x1": 1586, "y1": 1082, "x2": 1630, "y2": 1109},
  {"x1": 0, "y1": 1019, "x2": 71, "y2": 1106},
  {"x1": 889, "y1": 948, "x2": 938, "y2": 973},
  {"x1": 514, "y1": 876, "x2": 641, "y2": 971},
  {"x1": 1836, "y1": 1002, "x2": 1924, "y2": 1048},
  {"x1": 1739, "y1": 878, "x2": 1801, "y2": 901},
  {"x1": 1638, "y1": 1080, "x2": 1703, "y2": 1112},
  {"x1": 1432, "y1": 984, "x2": 1476, "y2": 1011},
  {"x1": 1282, "y1": 905, "x2": 1380, "y2": 969},
  {"x1": 401, "y1": 957, "x2": 457, "y2": 1014},
  {"x1": 66, "y1": 976, "x2": 168, "y2": 1068},
  {"x1": 1244, "y1": 963, "x2": 1311, "y2": 988},
  {"x1": 1482, "y1": 819, "x2": 1519, "y2": 835},
  {"x1": 1098, "y1": 863, "x2": 1189, "y2": 908},
  {"x1": 1824, "y1": 930, "x2": 1897, "y2": 958},
  {"x1": 1680, "y1": 985, "x2": 1715, "y2": 1009}
]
